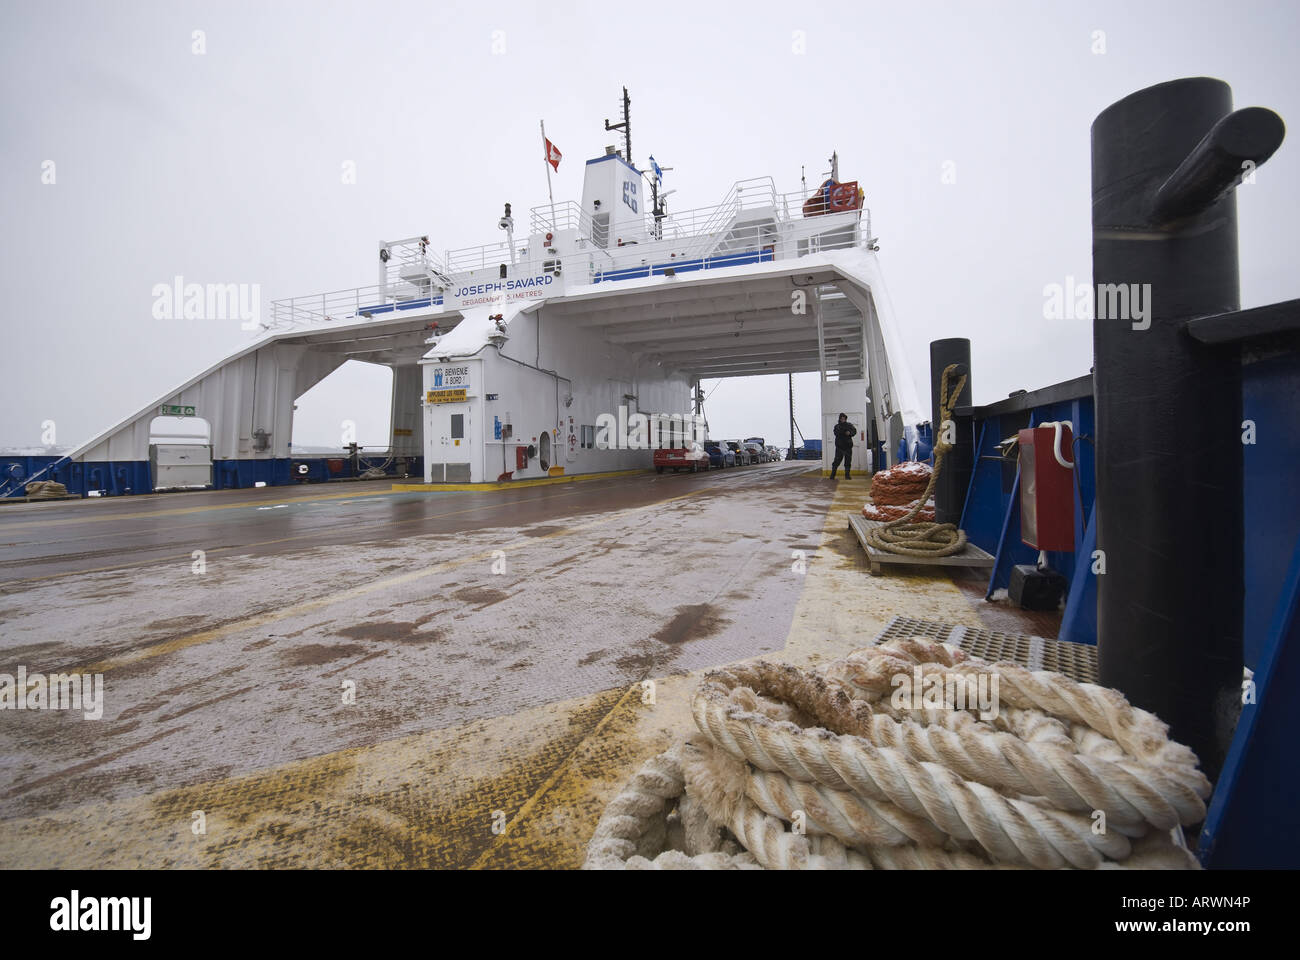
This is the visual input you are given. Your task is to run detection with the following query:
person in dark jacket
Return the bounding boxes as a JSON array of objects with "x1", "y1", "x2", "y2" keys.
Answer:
[{"x1": 830, "y1": 413, "x2": 856, "y2": 479}]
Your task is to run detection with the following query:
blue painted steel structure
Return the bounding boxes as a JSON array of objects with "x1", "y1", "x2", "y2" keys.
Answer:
[
  {"x1": 896, "y1": 422, "x2": 934, "y2": 464},
  {"x1": 594, "y1": 246, "x2": 776, "y2": 284},
  {"x1": 1187, "y1": 305, "x2": 1300, "y2": 866},
  {"x1": 790, "y1": 439, "x2": 822, "y2": 460},
  {"x1": 1199, "y1": 526, "x2": 1300, "y2": 867},
  {"x1": 0, "y1": 456, "x2": 153, "y2": 498},
  {"x1": 356, "y1": 296, "x2": 444, "y2": 316},
  {"x1": 952, "y1": 378, "x2": 1097, "y2": 638},
  {"x1": 940, "y1": 342, "x2": 1299, "y2": 866},
  {"x1": 1241, "y1": 353, "x2": 1300, "y2": 669},
  {"x1": 0, "y1": 454, "x2": 423, "y2": 497}
]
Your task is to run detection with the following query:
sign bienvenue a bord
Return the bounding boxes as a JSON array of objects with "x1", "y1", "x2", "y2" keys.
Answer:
[{"x1": 427, "y1": 364, "x2": 472, "y2": 404}]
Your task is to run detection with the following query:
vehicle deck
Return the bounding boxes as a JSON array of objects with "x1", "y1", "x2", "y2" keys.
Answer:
[{"x1": 0, "y1": 463, "x2": 1062, "y2": 868}]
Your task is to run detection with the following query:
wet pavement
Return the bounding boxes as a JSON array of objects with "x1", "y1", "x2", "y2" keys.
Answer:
[{"x1": 0, "y1": 463, "x2": 1035, "y2": 868}]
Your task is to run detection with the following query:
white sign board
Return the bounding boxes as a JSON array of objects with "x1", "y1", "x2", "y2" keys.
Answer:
[
  {"x1": 446, "y1": 273, "x2": 561, "y2": 311},
  {"x1": 428, "y1": 363, "x2": 473, "y2": 394}
]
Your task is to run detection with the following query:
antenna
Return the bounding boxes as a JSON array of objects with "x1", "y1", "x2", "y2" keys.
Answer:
[
  {"x1": 604, "y1": 86, "x2": 632, "y2": 165},
  {"x1": 645, "y1": 155, "x2": 674, "y2": 239},
  {"x1": 820, "y1": 151, "x2": 840, "y2": 182}
]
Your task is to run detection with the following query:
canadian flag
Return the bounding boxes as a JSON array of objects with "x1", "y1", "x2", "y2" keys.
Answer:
[{"x1": 544, "y1": 138, "x2": 562, "y2": 171}]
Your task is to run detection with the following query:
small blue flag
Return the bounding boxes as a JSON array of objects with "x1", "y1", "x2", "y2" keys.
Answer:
[{"x1": 650, "y1": 155, "x2": 663, "y2": 184}]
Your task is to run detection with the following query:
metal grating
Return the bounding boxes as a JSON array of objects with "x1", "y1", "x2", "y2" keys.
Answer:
[{"x1": 872, "y1": 615, "x2": 1098, "y2": 684}]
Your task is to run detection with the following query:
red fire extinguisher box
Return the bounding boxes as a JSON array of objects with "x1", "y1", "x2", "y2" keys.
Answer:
[{"x1": 1019, "y1": 424, "x2": 1074, "y2": 552}]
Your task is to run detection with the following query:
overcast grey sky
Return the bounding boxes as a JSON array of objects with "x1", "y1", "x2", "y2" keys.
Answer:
[{"x1": 2, "y1": 0, "x2": 1297, "y2": 452}]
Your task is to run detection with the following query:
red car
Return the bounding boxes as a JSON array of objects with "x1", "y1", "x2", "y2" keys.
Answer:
[{"x1": 654, "y1": 442, "x2": 710, "y2": 474}]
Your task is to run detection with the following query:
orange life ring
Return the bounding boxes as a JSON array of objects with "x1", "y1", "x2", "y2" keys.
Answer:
[{"x1": 829, "y1": 181, "x2": 859, "y2": 211}]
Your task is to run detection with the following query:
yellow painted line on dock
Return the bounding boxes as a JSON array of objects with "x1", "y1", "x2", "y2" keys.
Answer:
[{"x1": 466, "y1": 681, "x2": 641, "y2": 870}]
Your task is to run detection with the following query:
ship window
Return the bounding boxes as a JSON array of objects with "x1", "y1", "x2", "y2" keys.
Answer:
[
  {"x1": 581, "y1": 425, "x2": 596, "y2": 449},
  {"x1": 451, "y1": 414, "x2": 464, "y2": 439}
]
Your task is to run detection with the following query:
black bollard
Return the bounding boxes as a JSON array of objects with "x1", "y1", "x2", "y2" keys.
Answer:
[
  {"x1": 1091, "y1": 77, "x2": 1285, "y2": 778},
  {"x1": 929, "y1": 338, "x2": 972, "y2": 525}
]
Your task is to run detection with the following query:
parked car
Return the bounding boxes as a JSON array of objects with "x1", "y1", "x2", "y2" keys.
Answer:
[
  {"x1": 742, "y1": 441, "x2": 767, "y2": 463},
  {"x1": 703, "y1": 440, "x2": 736, "y2": 468},
  {"x1": 766, "y1": 445, "x2": 781, "y2": 461},
  {"x1": 726, "y1": 440, "x2": 751, "y2": 465},
  {"x1": 654, "y1": 441, "x2": 710, "y2": 473}
]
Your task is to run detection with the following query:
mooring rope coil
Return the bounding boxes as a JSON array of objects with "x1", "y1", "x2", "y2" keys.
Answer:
[
  {"x1": 692, "y1": 668, "x2": 1130, "y2": 869},
  {"x1": 583, "y1": 640, "x2": 1208, "y2": 870},
  {"x1": 861, "y1": 363, "x2": 968, "y2": 557},
  {"x1": 831, "y1": 640, "x2": 1207, "y2": 774},
  {"x1": 716, "y1": 650, "x2": 1206, "y2": 831}
]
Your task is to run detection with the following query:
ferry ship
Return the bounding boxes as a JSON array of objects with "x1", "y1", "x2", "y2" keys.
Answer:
[
  {"x1": 7, "y1": 102, "x2": 920, "y2": 493},
  {"x1": 1, "y1": 77, "x2": 1297, "y2": 879}
]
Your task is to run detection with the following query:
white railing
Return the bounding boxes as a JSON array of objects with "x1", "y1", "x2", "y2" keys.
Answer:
[
  {"x1": 672, "y1": 177, "x2": 778, "y2": 259},
  {"x1": 443, "y1": 237, "x2": 531, "y2": 273},
  {"x1": 775, "y1": 187, "x2": 872, "y2": 243},
  {"x1": 268, "y1": 283, "x2": 399, "y2": 328},
  {"x1": 267, "y1": 178, "x2": 873, "y2": 330},
  {"x1": 380, "y1": 237, "x2": 454, "y2": 290},
  {"x1": 391, "y1": 242, "x2": 449, "y2": 276},
  {"x1": 529, "y1": 200, "x2": 593, "y2": 236}
]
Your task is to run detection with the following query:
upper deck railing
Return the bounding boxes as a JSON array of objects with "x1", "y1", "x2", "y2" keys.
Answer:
[
  {"x1": 529, "y1": 200, "x2": 594, "y2": 236},
  {"x1": 267, "y1": 177, "x2": 873, "y2": 329}
]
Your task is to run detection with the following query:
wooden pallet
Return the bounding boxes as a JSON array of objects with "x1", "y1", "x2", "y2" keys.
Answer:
[{"x1": 848, "y1": 514, "x2": 995, "y2": 576}]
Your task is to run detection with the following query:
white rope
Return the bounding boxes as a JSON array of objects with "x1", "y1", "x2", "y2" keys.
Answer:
[{"x1": 583, "y1": 643, "x2": 1208, "y2": 870}]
